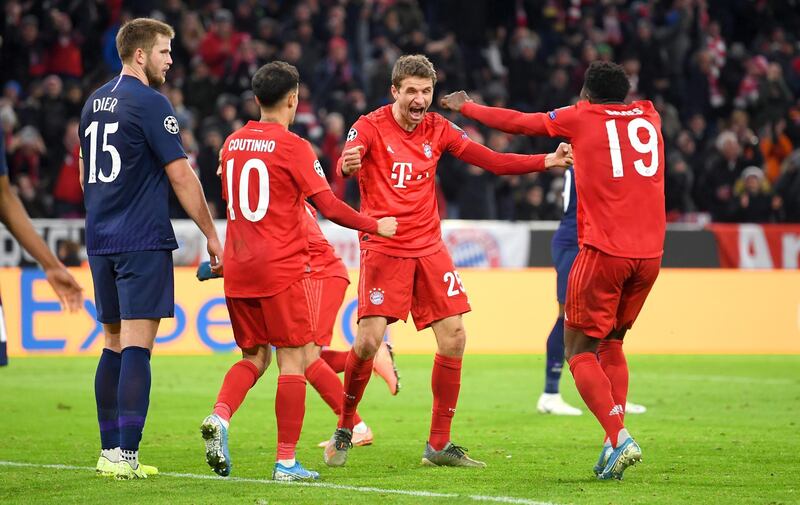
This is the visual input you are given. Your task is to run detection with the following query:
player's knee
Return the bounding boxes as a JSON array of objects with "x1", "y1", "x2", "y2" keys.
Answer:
[
  {"x1": 354, "y1": 335, "x2": 381, "y2": 358},
  {"x1": 354, "y1": 318, "x2": 386, "y2": 358},
  {"x1": 242, "y1": 346, "x2": 271, "y2": 376},
  {"x1": 438, "y1": 325, "x2": 466, "y2": 356}
]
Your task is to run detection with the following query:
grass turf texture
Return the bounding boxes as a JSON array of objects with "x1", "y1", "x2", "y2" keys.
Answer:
[{"x1": 1, "y1": 355, "x2": 798, "y2": 505}]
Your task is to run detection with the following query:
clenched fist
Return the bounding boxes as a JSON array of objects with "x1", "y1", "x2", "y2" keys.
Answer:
[
  {"x1": 376, "y1": 216, "x2": 398, "y2": 237},
  {"x1": 341, "y1": 145, "x2": 364, "y2": 176}
]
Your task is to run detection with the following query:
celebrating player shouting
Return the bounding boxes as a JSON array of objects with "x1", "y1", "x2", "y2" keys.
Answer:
[
  {"x1": 441, "y1": 61, "x2": 665, "y2": 480},
  {"x1": 200, "y1": 61, "x2": 396, "y2": 482},
  {"x1": 323, "y1": 54, "x2": 573, "y2": 468}
]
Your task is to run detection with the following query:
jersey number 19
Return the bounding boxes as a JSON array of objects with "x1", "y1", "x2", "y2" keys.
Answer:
[{"x1": 604, "y1": 118, "x2": 659, "y2": 178}]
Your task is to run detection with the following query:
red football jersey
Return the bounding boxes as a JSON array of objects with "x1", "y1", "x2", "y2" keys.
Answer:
[
  {"x1": 304, "y1": 202, "x2": 349, "y2": 281},
  {"x1": 343, "y1": 105, "x2": 470, "y2": 257},
  {"x1": 220, "y1": 121, "x2": 331, "y2": 297},
  {"x1": 544, "y1": 100, "x2": 665, "y2": 258}
]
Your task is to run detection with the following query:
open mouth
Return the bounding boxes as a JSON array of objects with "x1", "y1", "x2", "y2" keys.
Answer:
[{"x1": 409, "y1": 106, "x2": 425, "y2": 121}]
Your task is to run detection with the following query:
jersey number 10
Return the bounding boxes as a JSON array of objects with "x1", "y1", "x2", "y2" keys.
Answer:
[
  {"x1": 225, "y1": 158, "x2": 270, "y2": 222},
  {"x1": 604, "y1": 118, "x2": 659, "y2": 178},
  {"x1": 84, "y1": 121, "x2": 121, "y2": 183}
]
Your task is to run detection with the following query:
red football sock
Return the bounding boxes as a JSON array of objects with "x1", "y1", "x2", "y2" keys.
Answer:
[
  {"x1": 597, "y1": 339, "x2": 629, "y2": 422},
  {"x1": 339, "y1": 349, "x2": 373, "y2": 430},
  {"x1": 320, "y1": 349, "x2": 349, "y2": 373},
  {"x1": 306, "y1": 358, "x2": 362, "y2": 425},
  {"x1": 275, "y1": 374, "x2": 306, "y2": 461},
  {"x1": 568, "y1": 352, "x2": 626, "y2": 447},
  {"x1": 429, "y1": 353, "x2": 462, "y2": 451},
  {"x1": 213, "y1": 359, "x2": 260, "y2": 422}
]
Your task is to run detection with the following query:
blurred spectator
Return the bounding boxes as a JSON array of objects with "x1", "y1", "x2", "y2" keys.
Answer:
[
  {"x1": 196, "y1": 128, "x2": 224, "y2": 218},
  {"x1": 516, "y1": 183, "x2": 557, "y2": 221},
  {"x1": 52, "y1": 119, "x2": 83, "y2": 217},
  {"x1": 698, "y1": 131, "x2": 747, "y2": 222},
  {"x1": 760, "y1": 119, "x2": 794, "y2": 183},
  {"x1": 8, "y1": 126, "x2": 46, "y2": 185},
  {"x1": 733, "y1": 166, "x2": 776, "y2": 223},
  {"x1": 45, "y1": 10, "x2": 83, "y2": 79},
  {"x1": 198, "y1": 9, "x2": 248, "y2": 79},
  {"x1": 774, "y1": 150, "x2": 800, "y2": 222},
  {"x1": 665, "y1": 155, "x2": 695, "y2": 220}
]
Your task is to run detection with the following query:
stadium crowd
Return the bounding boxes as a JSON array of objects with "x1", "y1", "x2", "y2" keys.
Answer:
[{"x1": 2, "y1": 0, "x2": 800, "y2": 223}]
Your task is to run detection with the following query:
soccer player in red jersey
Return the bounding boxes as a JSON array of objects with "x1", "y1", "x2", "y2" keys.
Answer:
[
  {"x1": 441, "y1": 61, "x2": 665, "y2": 480},
  {"x1": 323, "y1": 54, "x2": 573, "y2": 468},
  {"x1": 199, "y1": 61, "x2": 397, "y2": 482}
]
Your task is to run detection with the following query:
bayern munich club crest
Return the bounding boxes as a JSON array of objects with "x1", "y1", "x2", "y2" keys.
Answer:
[
  {"x1": 423, "y1": 142, "x2": 433, "y2": 159},
  {"x1": 445, "y1": 229, "x2": 502, "y2": 267},
  {"x1": 369, "y1": 288, "x2": 385, "y2": 305}
]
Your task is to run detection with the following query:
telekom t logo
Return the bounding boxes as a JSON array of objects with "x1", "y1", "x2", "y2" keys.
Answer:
[{"x1": 391, "y1": 162, "x2": 413, "y2": 188}]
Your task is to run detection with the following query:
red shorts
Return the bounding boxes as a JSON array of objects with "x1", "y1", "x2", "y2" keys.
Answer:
[
  {"x1": 358, "y1": 247, "x2": 471, "y2": 331},
  {"x1": 565, "y1": 246, "x2": 661, "y2": 339},
  {"x1": 226, "y1": 277, "x2": 318, "y2": 349},
  {"x1": 313, "y1": 276, "x2": 349, "y2": 347}
]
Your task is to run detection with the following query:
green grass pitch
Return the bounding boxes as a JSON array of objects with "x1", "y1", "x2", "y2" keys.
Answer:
[{"x1": 1, "y1": 354, "x2": 798, "y2": 504}]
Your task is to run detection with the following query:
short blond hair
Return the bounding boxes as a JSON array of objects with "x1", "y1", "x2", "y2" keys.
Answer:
[
  {"x1": 116, "y1": 18, "x2": 175, "y2": 63},
  {"x1": 391, "y1": 54, "x2": 437, "y2": 89}
]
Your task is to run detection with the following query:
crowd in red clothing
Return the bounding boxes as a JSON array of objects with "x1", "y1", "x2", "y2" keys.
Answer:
[{"x1": 1, "y1": 0, "x2": 799, "y2": 223}]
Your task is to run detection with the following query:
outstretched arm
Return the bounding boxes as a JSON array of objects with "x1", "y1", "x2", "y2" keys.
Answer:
[
  {"x1": 309, "y1": 190, "x2": 397, "y2": 237},
  {"x1": 440, "y1": 91, "x2": 552, "y2": 137},
  {"x1": 0, "y1": 175, "x2": 83, "y2": 311},
  {"x1": 456, "y1": 140, "x2": 573, "y2": 175}
]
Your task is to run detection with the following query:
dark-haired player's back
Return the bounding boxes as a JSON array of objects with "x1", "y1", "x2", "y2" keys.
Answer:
[
  {"x1": 461, "y1": 99, "x2": 665, "y2": 258},
  {"x1": 220, "y1": 121, "x2": 330, "y2": 298}
]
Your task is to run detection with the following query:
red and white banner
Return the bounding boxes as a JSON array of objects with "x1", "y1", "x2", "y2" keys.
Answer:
[{"x1": 709, "y1": 224, "x2": 800, "y2": 269}]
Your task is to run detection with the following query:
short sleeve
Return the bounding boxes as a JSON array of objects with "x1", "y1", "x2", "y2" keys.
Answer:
[
  {"x1": 292, "y1": 139, "x2": 331, "y2": 197},
  {"x1": 543, "y1": 104, "x2": 581, "y2": 139},
  {"x1": 439, "y1": 117, "x2": 471, "y2": 157},
  {"x1": 342, "y1": 117, "x2": 373, "y2": 154},
  {"x1": 0, "y1": 128, "x2": 7, "y2": 177},
  {"x1": 142, "y1": 93, "x2": 187, "y2": 167}
]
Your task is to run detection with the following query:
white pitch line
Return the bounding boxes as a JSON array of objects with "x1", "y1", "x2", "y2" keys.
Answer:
[{"x1": 0, "y1": 461, "x2": 557, "y2": 505}]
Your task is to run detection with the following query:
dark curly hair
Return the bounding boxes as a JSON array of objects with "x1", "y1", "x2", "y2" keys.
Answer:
[
  {"x1": 252, "y1": 61, "x2": 299, "y2": 108},
  {"x1": 583, "y1": 61, "x2": 630, "y2": 103}
]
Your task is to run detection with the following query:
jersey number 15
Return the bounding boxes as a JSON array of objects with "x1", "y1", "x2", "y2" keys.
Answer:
[{"x1": 84, "y1": 121, "x2": 121, "y2": 183}]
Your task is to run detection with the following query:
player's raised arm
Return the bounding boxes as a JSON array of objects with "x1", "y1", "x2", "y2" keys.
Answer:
[
  {"x1": 336, "y1": 118, "x2": 373, "y2": 177},
  {"x1": 440, "y1": 91, "x2": 550, "y2": 136}
]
